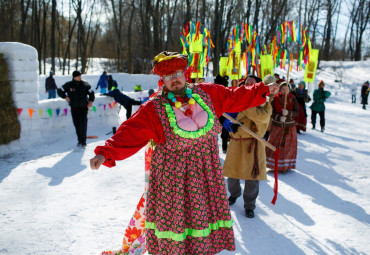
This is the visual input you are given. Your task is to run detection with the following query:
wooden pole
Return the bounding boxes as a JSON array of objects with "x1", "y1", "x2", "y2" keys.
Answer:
[
  {"x1": 222, "y1": 113, "x2": 276, "y2": 151},
  {"x1": 284, "y1": 59, "x2": 291, "y2": 109}
]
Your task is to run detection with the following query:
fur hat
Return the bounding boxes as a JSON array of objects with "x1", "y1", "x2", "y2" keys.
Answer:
[
  {"x1": 152, "y1": 51, "x2": 188, "y2": 77},
  {"x1": 263, "y1": 74, "x2": 276, "y2": 85}
]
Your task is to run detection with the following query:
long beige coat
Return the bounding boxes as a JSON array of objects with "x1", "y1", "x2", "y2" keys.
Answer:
[{"x1": 223, "y1": 102, "x2": 272, "y2": 180}]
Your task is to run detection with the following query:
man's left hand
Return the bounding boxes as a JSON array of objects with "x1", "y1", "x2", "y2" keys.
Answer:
[{"x1": 88, "y1": 101, "x2": 93, "y2": 108}]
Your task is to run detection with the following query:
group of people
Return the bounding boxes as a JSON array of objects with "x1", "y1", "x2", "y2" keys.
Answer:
[{"x1": 54, "y1": 70, "x2": 141, "y2": 148}]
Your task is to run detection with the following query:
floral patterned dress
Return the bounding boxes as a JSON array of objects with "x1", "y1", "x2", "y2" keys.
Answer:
[
  {"x1": 145, "y1": 85, "x2": 235, "y2": 254},
  {"x1": 96, "y1": 82, "x2": 270, "y2": 255}
]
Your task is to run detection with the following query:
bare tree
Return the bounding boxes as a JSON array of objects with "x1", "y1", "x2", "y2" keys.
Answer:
[{"x1": 349, "y1": 0, "x2": 370, "y2": 60}]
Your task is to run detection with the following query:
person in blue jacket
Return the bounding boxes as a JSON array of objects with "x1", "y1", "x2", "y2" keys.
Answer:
[
  {"x1": 103, "y1": 88, "x2": 141, "y2": 119},
  {"x1": 310, "y1": 80, "x2": 331, "y2": 132},
  {"x1": 96, "y1": 71, "x2": 108, "y2": 94}
]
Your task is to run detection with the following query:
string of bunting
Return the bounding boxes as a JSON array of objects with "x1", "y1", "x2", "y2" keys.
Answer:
[{"x1": 16, "y1": 102, "x2": 117, "y2": 118}]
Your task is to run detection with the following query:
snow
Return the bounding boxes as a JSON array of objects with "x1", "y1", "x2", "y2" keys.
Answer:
[{"x1": 1, "y1": 43, "x2": 370, "y2": 254}]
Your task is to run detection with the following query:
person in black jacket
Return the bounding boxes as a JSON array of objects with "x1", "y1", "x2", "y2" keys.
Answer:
[
  {"x1": 361, "y1": 81, "x2": 369, "y2": 110},
  {"x1": 103, "y1": 88, "x2": 141, "y2": 119},
  {"x1": 57, "y1": 71, "x2": 95, "y2": 147},
  {"x1": 107, "y1": 75, "x2": 118, "y2": 91},
  {"x1": 45, "y1": 71, "x2": 58, "y2": 99}
]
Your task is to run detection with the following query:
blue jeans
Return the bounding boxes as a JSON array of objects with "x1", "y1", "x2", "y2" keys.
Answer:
[{"x1": 48, "y1": 89, "x2": 56, "y2": 99}]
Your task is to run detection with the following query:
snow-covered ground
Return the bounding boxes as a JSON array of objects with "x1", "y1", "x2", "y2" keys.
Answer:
[{"x1": 1, "y1": 59, "x2": 370, "y2": 255}]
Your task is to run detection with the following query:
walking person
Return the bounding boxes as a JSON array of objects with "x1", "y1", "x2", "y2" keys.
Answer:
[
  {"x1": 351, "y1": 83, "x2": 357, "y2": 103},
  {"x1": 310, "y1": 80, "x2": 331, "y2": 132},
  {"x1": 90, "y1": 51, "x2": 279, "y2": 255},
  {"x1": 361, "y1": 81, "x2": 369, "y2": 110},
  {"x1": 293, "y1": 81, "x2": 311, "y2": 134},
  {"x1": 96, "y1": 71, "x2": 108, "y2": 94},
  {"x1": 223, "y1": 76, "x2": 272, "y2": 218},
  {"x1": 45, "y1": 71, "x2": 58, "y2": 99},
  {"x1": 57, "y1": 71, "x2": 95, "y2": 147},
  {"x1": 266, "y1": 81, "x2": 299, "y2": 172}
]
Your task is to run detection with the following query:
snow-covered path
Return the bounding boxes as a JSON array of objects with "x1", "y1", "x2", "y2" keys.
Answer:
[{"x1": 1, "y1": 93, "x2": 370, "y2": 255}]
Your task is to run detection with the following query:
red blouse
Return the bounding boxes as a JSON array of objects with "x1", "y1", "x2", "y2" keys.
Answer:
[{"x1": 95, "y1": 82, "x2": 270, "y2": 167}]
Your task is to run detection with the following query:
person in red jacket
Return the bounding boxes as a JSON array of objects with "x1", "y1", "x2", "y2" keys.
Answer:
[{"x1": 90, "y1": 51, "x2": 279, "y2": 255}]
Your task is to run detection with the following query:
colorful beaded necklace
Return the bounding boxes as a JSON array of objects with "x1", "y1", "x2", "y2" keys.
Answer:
[{"x1": 166, "y1": 87, "x2": 195, "y2": 117}]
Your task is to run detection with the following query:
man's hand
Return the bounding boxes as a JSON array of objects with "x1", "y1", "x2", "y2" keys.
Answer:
[
  {"x1": 88, "y1": 101, "x2": 93, "y2": 108},
  {"x1": 282, "y1": 109, "x2": 288, "y2": 116},
  {"x1": 90, "y1": 154, "x2": 105, "y2": 170},
  {"x1": 65, "y1": 96, "x2": 71, "y2": 102},
  {"x1": 268, "y1": 83, "x2": 279, "y2": 94}
]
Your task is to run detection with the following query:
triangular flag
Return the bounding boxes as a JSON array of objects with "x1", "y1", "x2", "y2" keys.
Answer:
[
  {"x1": 113, "y1": 102, "x2": 116, "y2": 108},
  {"x1": 47, "y1": 109, "x2": 52, "y2": 117},
  {"x1": 28, "y1": 108, "x2": 34, "y2": 118},
  {"x1": 92, "y1": 106, "x2": 96, "y2": 112},
  {"x1": 38, "y1": 109, "x2": 43, "y2": 117},
  {"x1": 64, "y1": 108, "x2": 68, "y2": 116},
  {"x1": 17, "y1": 108, "x2": 23, "y2": 116},
  {"x1": 56, "y1": 108, "x2": 60, "y2": 116},
  {"x1": 108, "y1": 103, "x2": 113, "y2": 109},
  {"x1": 104, "y1": 104, "x2": 106, "y2": 111}
]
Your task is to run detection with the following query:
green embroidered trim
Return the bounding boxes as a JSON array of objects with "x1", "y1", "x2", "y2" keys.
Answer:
[
  {"x1": 145, "y1": 219, "x2": 233, "y2": 241},
  {"x1": 164, "y1": 93, "x2": 215, "y2": 138}
]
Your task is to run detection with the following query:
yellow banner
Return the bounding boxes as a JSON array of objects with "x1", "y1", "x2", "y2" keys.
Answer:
[
  {"x1": 219, "y1": 57, "x2": 229, "y2": 76},
  {"x1": 304, "y1": 49, "x2": 319, "y2": 83},
  {"x1": 260, "y1": 54, "x2": 274, "y2": 80},
  {"x1": 189, "y1": 34, "x2": 204, "y2": 53},
  {"x1": 229, "y1": 53, "x2": 242, "y2": 80},
  {"x1": 191, "y1": 69, "x2": 203, "y2": 78}
]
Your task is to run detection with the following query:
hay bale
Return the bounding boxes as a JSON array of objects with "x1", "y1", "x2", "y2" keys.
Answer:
[{"x1": 0, "y1": 54, "x2": 20, "y2": 145}]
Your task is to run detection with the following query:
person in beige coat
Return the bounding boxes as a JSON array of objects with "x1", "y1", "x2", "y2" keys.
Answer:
[{"x1": 223, "y1": 75, "x2": 273, "y2": 218}]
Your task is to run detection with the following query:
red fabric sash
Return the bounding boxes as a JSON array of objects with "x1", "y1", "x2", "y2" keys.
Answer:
[{"x1": 271, "y1": 148, "x2": 280, "y2": 205}]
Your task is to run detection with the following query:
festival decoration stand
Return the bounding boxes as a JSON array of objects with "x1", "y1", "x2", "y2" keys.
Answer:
[
  {"x1": 180, "y1": 21, "x2": 214, "y2": 80},
  {"x1": 227, "y1": 24, "x2": 261, "y2": 81}
]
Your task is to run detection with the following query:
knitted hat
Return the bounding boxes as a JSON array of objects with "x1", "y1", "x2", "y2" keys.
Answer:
[
  {"x1": 152, "y1": 51, "x2": 188, "y2": 77},
  {"x1": 364, "y1": 81, "x2": 369, "y2": 85},
  {"x1": 134, "y1": 85, "x2": 143, "y2": 91},
  {"x1": 72, "y1": 71, "x2": 81, "y2": 77},
  {"x1": 298, "y1": 81, "x2": 306, "y2": 87},
  {"x1": 318, "y1": 80, "x2": 325, "y2": 86}
]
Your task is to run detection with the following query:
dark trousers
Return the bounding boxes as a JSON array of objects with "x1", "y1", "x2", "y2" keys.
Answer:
[
  {"x1": 311, "y1": 110, "x2": 325, "y2": 128},
  {"x1": 125, "y1": 100, "x2": 141, "y2": 119},
  {"x1": 352, "y1": 95, "x2": 356, "y2": 103},
  {"x1": 221, "y1": 127, "x2": 229, "y2": 152},
  {"x1": 227, "y1": 178, "x2": 259, "y2": 210},
  {"x1": 71, "y1": 106, "x2": 88, "y2": 144}
]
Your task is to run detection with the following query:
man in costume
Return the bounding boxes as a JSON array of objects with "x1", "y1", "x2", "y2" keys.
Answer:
[
  {"x1": 223, "y1": 75, "x2": 272, "y2": 218},
  {"x1": 90, "y1": 51, "x2": 279, "y2": 254}
]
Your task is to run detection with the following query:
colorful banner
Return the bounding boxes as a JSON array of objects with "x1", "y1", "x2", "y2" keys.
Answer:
[
  {"x1": 181, "y1": 21, "x2": 214, "y2": 79},
  {"x1": 219, "y1": 57, "x2": 229, "y2": 77},
  {"x1": 260, "y1": 54, "x2": 274, "y2": 80},
  {"x1": 304, "y1": 49, "x2": 319, "y2": 83},
  {"x1": 228, "y1": 51, "x2": 242, "y2": 80}
]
